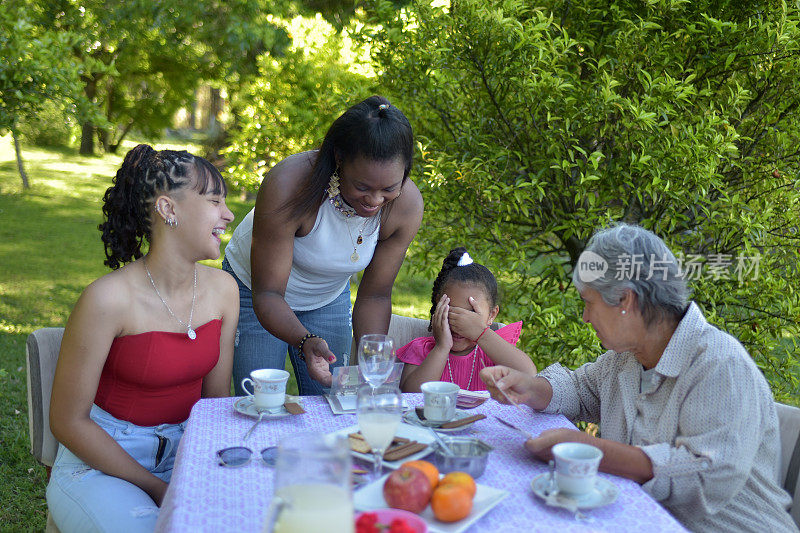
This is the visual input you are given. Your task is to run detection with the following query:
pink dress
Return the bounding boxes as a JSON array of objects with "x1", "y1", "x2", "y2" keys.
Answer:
[{"x1": 396, "y1": 322, "x2": 523, "y2": 391}]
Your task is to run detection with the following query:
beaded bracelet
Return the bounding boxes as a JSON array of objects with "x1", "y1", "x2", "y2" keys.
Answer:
[
  {"x1": 474, "y1": 326, "x2": 490, "y2": 343},
  {"x1": 297, "y1": 333, "x2": 320, "y2": 356}
]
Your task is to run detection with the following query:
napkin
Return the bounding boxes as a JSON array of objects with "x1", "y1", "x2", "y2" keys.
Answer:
[{"x1": 283, "y1": 402, "x2": 305, "y2": 415}]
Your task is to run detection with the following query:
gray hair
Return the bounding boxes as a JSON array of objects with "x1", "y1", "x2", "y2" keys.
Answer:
[{"x1": 572, "y1": 223, "x2": 690, "y2": 326}]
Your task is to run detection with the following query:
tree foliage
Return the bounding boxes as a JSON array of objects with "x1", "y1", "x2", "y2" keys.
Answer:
[
  {"x1": 361, "y1": 0, "x2": 800, "y2": 401},
  {"x1": 24, "y1": 0, "x2": 290, "y2": 154},
  {"x1": 0, "y1": 1, "x2": 84, "y2": 186},
  {"x1": 225, "y1": 15, "x2": 374, "y2": 190}
]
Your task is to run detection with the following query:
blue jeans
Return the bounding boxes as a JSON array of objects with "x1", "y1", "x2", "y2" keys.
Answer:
[
  {"x1": 223, "y1": 258, "x2": 351, "y2": 396},
  {"x1": 46, "y1": 405, "x2": 184, "y2": 533}
]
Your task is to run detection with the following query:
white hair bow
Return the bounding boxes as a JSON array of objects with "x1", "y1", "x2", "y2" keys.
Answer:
[{"x1": 457, "y1": 252, "x2": 474, "y2": 266}]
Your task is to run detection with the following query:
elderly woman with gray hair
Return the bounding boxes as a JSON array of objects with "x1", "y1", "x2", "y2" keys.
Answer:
[{"x1": 481, "y1": 224, "x2": 796, "y2": 533}]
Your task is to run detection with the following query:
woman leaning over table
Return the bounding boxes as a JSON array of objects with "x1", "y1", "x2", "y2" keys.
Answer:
[
  {"x1": 47, "y1": 145, "x2": 238, "y2": 532},
  {"x1": 223, "y1": 95, "x2": 423, "y2": 395},
  {"x1": 481, "y1": 223, "x2": 797, "y2": 533}
]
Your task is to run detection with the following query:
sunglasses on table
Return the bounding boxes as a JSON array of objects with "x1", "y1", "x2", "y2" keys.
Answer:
[{"x1": 217, "y1": 446, "x2": 278, "y2": 467}]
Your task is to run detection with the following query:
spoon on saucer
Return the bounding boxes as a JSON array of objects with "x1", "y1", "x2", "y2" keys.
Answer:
[{"x1": 243, "y1": 407, "x2": 269, "y2": 441}]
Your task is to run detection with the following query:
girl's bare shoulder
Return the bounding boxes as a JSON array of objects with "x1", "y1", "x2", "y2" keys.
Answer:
[{"x1": 199, "y1": 263, "x2": 238, "y2": 293}]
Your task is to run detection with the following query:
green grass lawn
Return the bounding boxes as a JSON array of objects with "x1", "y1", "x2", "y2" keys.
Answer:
[{"x1": 0, "y1": 137, "x2": 429, "y2": 531}]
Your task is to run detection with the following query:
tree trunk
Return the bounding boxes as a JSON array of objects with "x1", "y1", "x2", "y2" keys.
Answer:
[
  {"x1": 12, "y1": 126, "x2": 29, "y2": 189},
  {"x1": 79, "y1": 121, "x2": 95, "y2": 155},
  {"x1": 108, "y1": 121, "x2": 135, "y2": 154},
  {"x1": 98, "y1": 128, "x2": 110, "y2": 153},
  {"x1": 79, "y1": 77, "x2": 98, "y2": 155},
  {"x1": 209, "y1": 87, "x2": 222, "y2": 134},
  {"x1": 189, "y1": 88, "x2": 198, "y2": 130},
  {"x1": 98, "y1": 78, "x2": 114, "y2": 152}
]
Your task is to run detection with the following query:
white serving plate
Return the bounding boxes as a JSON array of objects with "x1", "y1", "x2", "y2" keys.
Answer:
[{"x1": 354, "y1": 473, "x2": 509, "y2": 533}]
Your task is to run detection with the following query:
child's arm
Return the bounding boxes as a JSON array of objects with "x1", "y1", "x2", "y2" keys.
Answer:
[
  {"x1": 400, "y1": 295, "x2": 453, "y2": 392},
  {"x1": 449, "y1": 296, "x2": 537, "y2": 375},
  {"x1": 399, "y1": 347, "x2": 448, "y2": 392},
  {"x1": 474, "y1": 326, "x2": 536, "y2": 374}
]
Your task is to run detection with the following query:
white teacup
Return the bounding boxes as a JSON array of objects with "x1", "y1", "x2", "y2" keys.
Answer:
[
  {"x1": 421, "y1": 381, "x2": 459, "y2": 424},
  {"x1": 552, "y1": 442, "x2": 603, "y2": 498},
  {"x1": 241, "y1": 369, "x2": 290, "y2": 411}
]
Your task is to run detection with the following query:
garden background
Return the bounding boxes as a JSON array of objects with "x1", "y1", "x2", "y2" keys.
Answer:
[{"x1": 2, "y1": 0, "x2": 799, "y2": 530}]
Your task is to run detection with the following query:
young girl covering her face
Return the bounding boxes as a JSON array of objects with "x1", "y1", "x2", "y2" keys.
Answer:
[{"x1": 398, "y1": 247, "x2": 537, "y2": 392}]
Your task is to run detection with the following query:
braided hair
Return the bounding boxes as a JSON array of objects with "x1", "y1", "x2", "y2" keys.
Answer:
[
  {"x1": 429, "y1": 247, "x2": 499, "y2": 331},
  {"x1": 284, "y1": 95, "x2": 414, "y2": 221},
  {"x1": 99, "y1": 144, "x2": 227, "y2": 270}
]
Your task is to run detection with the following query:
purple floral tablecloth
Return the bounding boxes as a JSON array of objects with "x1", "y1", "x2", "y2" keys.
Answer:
[{"x1": 154, "y1": 395, "x2": 687, "y2": 532}]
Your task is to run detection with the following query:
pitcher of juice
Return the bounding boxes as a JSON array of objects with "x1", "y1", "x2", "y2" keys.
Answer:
[{"x1": 264, "y1": 432, "x2": 354, "y2": 533}]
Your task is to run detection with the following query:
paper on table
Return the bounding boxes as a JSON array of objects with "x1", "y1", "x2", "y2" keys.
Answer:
[
  {"x1": 326, "y1": 363, "x2": 405, "y2": 414},
  {"x1": 338, "y1": 394, "x2": 357, "y2": 411}
]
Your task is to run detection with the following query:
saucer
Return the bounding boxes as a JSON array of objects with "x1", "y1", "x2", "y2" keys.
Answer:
[
  {"x1": 233, "y1": 396, "x2": 300, "y2": 420},
  {"x1": 403, "y1": 409, "x2": 477, "y2": 432},
  {"x1": 531, "y1": 473, "x2": 619, "y2": 510}
]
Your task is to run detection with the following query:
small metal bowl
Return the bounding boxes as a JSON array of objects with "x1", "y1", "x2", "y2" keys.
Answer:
[{"x1": 431, "y1": 436, "x2": 493, "y2": 479}]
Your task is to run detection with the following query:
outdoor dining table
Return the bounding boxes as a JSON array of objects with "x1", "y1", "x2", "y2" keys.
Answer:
[{"x1": 154, "y1": 394, "x2": 687, "y2": 532}]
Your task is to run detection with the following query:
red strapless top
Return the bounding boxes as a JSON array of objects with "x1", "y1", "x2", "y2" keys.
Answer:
[{"x1": 94, "y1": 319, "x2": 222, "y2": 426}]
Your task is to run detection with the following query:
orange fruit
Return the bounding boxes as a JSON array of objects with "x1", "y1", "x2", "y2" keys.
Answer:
[
  {"x1": 439, "y1": 471, "x2": 477, "y2": 499},
  {"x1": 400, "y1": 460, "x2": 439, "y2": 489},
  {"x1": 431, "y1": 484, "x2": 473, "y2": 522}
]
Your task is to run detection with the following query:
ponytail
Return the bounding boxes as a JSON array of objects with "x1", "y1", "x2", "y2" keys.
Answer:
[{"x1": 98, "y1": 144, "x2": 227, "y2": 269}]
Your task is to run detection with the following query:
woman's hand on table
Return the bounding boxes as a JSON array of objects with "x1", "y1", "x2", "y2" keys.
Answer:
[
  {"x1": 303, "y1": 337, "x2": 335, "y2": 387},
  {"x1": 525, "y1": 428, "x2": 656, "y2": 484},
  {"x1": 524, "y1": 428, "x2": 586, "y2": 462}
]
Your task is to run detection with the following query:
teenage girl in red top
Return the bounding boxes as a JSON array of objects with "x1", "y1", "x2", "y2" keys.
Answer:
[{"x1": 47, "y1": 145, "x2": 238, "y2": 532}]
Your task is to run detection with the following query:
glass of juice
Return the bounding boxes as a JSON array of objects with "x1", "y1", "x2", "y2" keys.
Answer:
[{"x1": 357, "y1": 383, "x2": 403, "y2": 480}]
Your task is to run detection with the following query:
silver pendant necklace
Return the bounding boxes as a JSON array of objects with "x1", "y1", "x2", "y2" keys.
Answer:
[
  {"x1": 144, "y1": 259, "x2": 197, "y2": 340},
  {"x1": 446, "y1": 344, "x2": 480, "y2": 390}
]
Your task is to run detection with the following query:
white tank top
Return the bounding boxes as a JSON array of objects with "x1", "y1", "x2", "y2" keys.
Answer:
[{"x1": 224, "y1": 199, "x2": 381, "y2": 311}]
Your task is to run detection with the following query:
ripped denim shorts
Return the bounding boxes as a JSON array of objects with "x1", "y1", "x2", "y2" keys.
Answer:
[{"x1": 46, "y1": 404, "x2": 185, "y2": 533}]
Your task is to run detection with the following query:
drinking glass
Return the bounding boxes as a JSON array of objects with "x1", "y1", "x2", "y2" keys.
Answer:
[
  {"x1": 265, "y1": 432, "x2": 353, "y2": 533},
  {"x1": 356, "y1": 383, "x2": 403, "y2": 479},
  {"x1": 358, "y1": 334, "x2": 395, "y2": 389}
]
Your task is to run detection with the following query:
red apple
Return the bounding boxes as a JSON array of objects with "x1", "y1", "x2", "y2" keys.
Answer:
[{"x1": 383, "y1": 466, "x2": 433, "y2": 514}]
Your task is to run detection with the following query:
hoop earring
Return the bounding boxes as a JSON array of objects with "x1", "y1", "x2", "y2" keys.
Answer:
[{"x1": 327, "y1": 168, "x2": 341, "y2": 198}]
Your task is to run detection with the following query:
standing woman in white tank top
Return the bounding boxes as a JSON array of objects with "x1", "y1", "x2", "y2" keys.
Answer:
[{"x1": 223, "y1": 96, "x2": 424, "y2": 395}]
